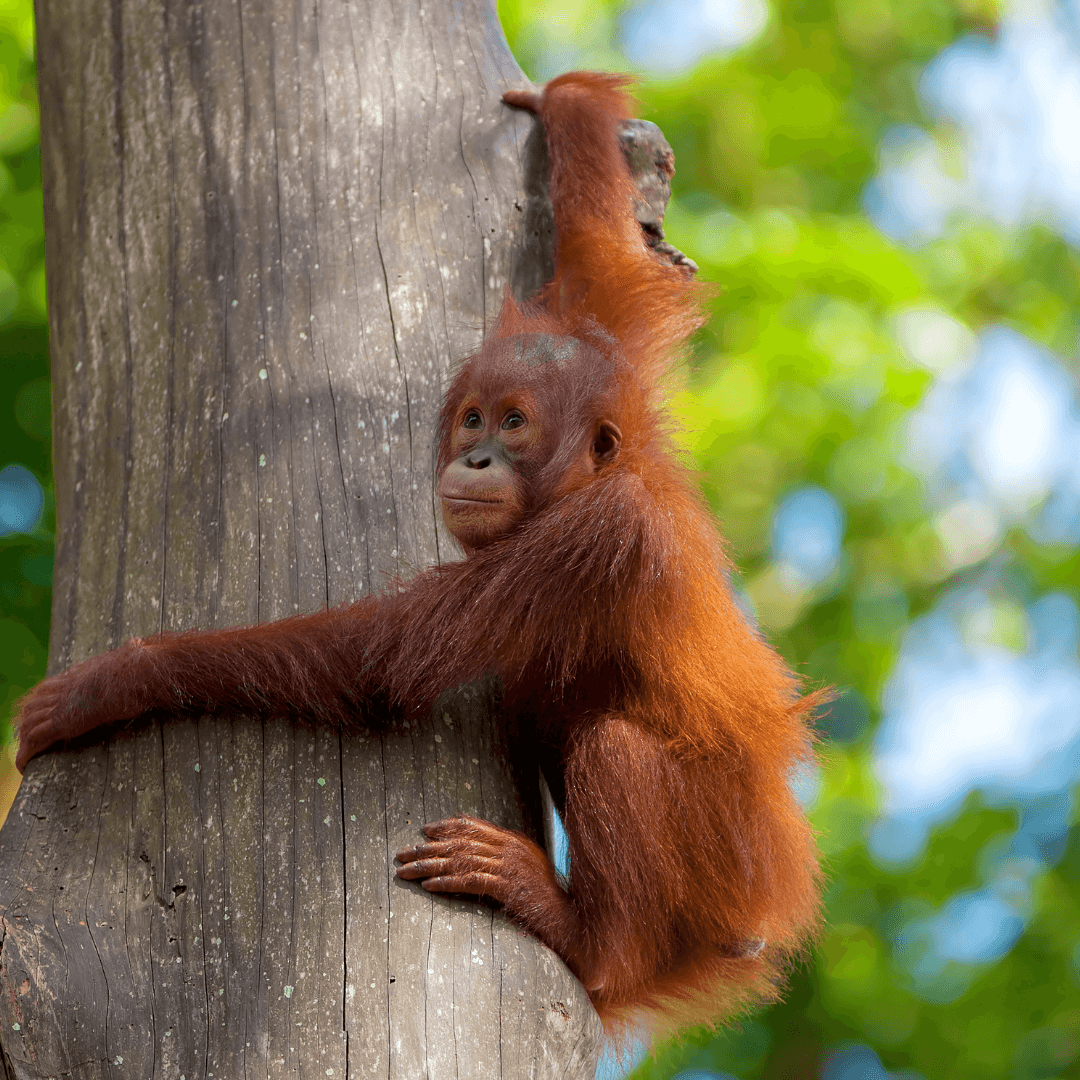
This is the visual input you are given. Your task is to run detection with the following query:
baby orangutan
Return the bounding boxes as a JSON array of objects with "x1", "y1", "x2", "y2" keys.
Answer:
[{"x1": 16, "y1": 73, "x2": 822, "y2": 1038}]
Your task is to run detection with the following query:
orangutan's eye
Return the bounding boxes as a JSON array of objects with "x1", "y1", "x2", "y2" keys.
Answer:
[
  {"x1": 501, "y1": 411, "x2": 526, "y2": 431},
  {"x1": 462, "y1": 410, "x2": 484, "y2": 430}
]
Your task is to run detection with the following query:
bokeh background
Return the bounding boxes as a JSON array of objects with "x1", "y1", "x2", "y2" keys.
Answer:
[{"x1": 0, "y1": 0, "x2": 1078, "y2": 1077}]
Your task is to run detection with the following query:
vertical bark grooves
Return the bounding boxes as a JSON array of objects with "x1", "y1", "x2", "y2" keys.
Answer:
[{"x1": 0, "y1": 1, "x2": 593, "y2": 1076}]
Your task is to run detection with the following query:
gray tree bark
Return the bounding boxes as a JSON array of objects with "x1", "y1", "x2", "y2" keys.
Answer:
[{"x1": 0, "y1": 1, "x2": 603, "y2": 1077}]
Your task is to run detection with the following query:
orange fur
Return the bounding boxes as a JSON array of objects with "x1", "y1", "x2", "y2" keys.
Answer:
[{"x1": 15, "y1": 72, "x2": 822, "y2": 1040}]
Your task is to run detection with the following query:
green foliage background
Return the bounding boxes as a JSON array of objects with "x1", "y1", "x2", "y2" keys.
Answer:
[
  {"x1": 498, "y1": 2, "x2": 1080, "y2": 1079},
  {"x1": 0, "y1": 0, "x2": 1076, "y2": 1076},
  {"x1": 0, "y1": 0, "x2": 49, "y2": 772}
]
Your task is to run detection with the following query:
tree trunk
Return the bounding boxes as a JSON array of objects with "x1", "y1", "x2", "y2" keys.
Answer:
[{"x1": 0, "y1": 1, "x2": 602, "y2": 1077}]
